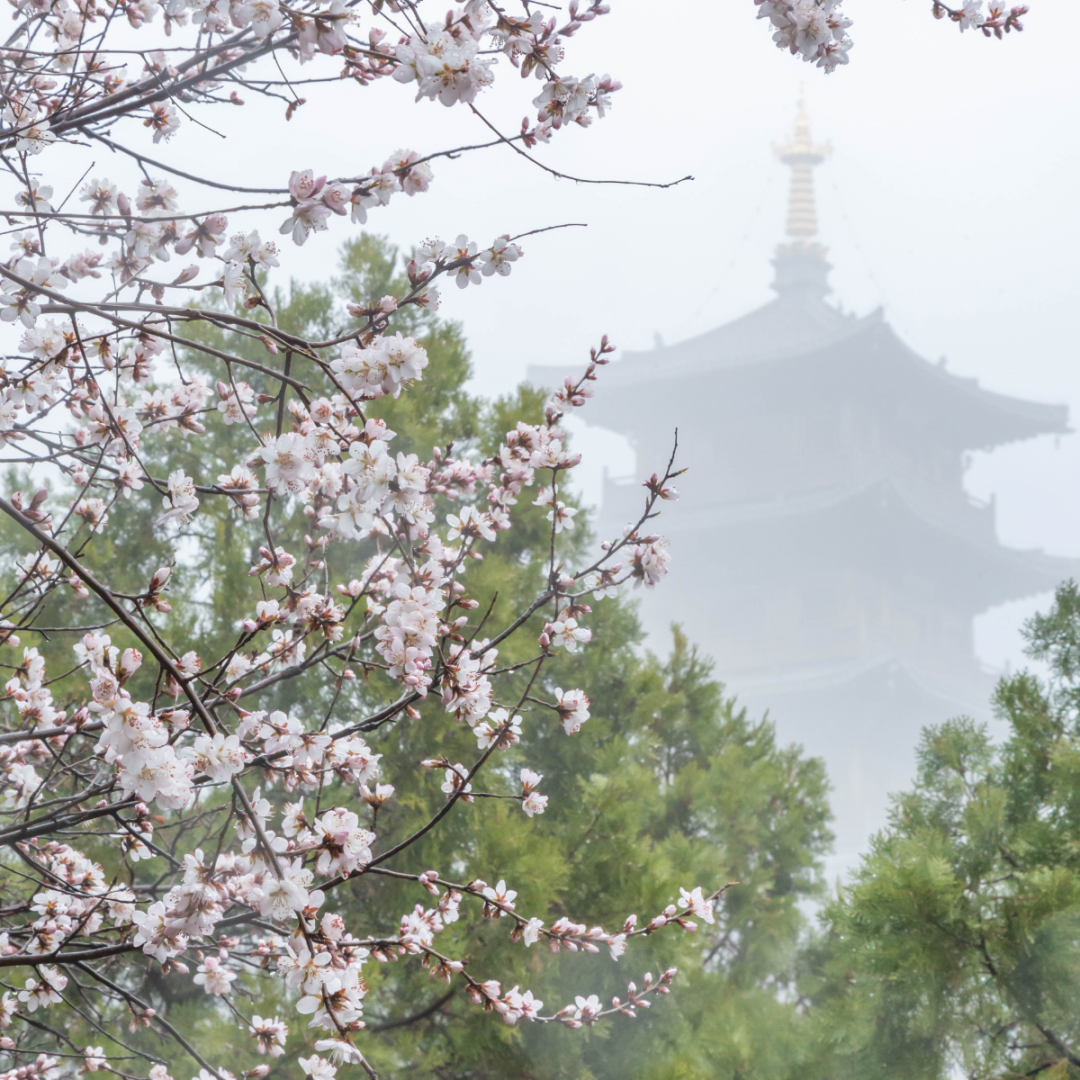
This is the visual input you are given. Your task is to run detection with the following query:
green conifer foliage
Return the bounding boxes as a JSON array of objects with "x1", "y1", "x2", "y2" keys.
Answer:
[{"x1": 803, "y1": 582, "x2": 1080, "y2": 1080}]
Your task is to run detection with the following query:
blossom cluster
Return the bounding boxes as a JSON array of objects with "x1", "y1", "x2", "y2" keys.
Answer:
[
  {"x1": 754, "y1": 0, "x2": 1027, "y2": 67},
  {"x1": 755, "y1": 0, "x2": 854, "y2": 71},
  {"x1": 0, "y1": 293, "x2": 687, "y2": 1074},
  {"x1": 933, "y1": 0, "x2": 1028, "y2": 35},
  {"x1": 0, "y1": 220, "x2": 687, "y2": 1078}
]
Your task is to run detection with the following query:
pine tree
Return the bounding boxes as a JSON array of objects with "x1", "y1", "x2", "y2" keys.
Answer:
[{"x1": 801, "y1": 582, "x2": 1080, "y2": 1080}]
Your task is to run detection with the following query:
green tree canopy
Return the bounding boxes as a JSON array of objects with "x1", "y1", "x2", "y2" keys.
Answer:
[{"x1": 802, "y1": 582, "x2": 1080, "y2": 1080}]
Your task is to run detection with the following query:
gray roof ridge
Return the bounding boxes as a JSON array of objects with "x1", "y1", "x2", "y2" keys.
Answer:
[
  {"x1": 881, "y1": 323, "x2": 1071, "y2": 432},
  {"x1": 726, "y1": 651, "x2": 989, "y2": 711},
  {"x1": 527, "y1": 298, "x2": 871, "y2": 390},
  {"x1": 660, "y1": 476, "x2": 1077, "y2": 572},
  {"x1": 619, "y1": 292, "x2": 864, "y2": 368}
]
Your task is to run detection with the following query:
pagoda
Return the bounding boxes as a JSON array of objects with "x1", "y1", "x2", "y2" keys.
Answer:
[{"x1": 529, "y1": 105, "x2": 1076, "y2": 864}]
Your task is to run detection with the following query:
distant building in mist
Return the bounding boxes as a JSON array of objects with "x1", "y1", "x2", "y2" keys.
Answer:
[{"x1": 529, "y1": 105, "x2": 1076, "y2": 865}]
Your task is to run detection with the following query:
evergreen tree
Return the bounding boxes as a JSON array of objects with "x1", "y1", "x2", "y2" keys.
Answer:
[
  {"x1": 359, "y1": 625, "x2": 832, "y2": 1080},
  {"x1": 802, "y1": 582, "x2": 1080, "y2": 1080}
]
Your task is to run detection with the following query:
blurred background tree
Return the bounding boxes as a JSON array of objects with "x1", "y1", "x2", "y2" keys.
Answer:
[{"x1": 0, "y1": 236, "x2": 832, "y2": 1080}]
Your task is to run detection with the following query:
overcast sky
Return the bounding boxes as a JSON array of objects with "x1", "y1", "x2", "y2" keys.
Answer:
[{"x1": 49, "y1": 0, "x2": 1080, "y2": 670}]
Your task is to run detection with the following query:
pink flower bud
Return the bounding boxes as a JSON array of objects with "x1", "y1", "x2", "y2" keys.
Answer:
[{"x1": 172, "y1": 264, "x2": 199, "y2": 285}]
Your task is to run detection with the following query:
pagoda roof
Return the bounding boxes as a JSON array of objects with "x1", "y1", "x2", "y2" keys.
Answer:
[
  {"x1": 529, "y1": 288, "x2": 1069, "y2": 452},
  {"x1": 619, "y1": 289, "x2": 863, "y2": 375},
  {"x1": 730, "y1": 649, "x2": 996, "y2": 721},
  {"x1": 647, "y1": 477, "x2": 1078, "y2": 611}
]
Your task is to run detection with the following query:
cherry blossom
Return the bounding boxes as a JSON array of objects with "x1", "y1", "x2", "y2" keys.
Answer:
[
  {"x1": 194, "y1": 956, "x2": 237, "y2": 995},
  {"x1": 251, "y1": 1016, "x2": 289, "y2": 1057},
  {"x1": 553, "y1": 688, "x2": 591, "y2": 735},
  {"x1": 441, "y1": 764, "x2": 474, "y2": 802},
  {"x1": 160, "y1": 470, "x2": 200, "y2": 525},
  {"x1": 297, "y1": 1056, "x2": 335, "y2": 1080},
  {"x1": 475, "y1": 708, "x2": 523, "y2": 749},
  {"x1": 185, "y1": 732, "x2": 249, "y2": 781},
  {"x1": 307, "y1": 808, "x2": 375, "y2": 875},
  {"x1": 679, "y1": 886, "x2": 717, "y2": 925},
  {"x1": 447, "y1": 236, "x2": 483, "y2": 289},
  {"x1": 446, "y1": 505, "x2": 497, "y2": 542},
  {"x1": 548, "y1": 616, "x2": 592, "y2": 653},
  {"x1": 252, "y1": 434, "x2": 317, "y2": 495},
  {"x1": 17, "y1": 968, "x2": 66, "y2": 1012},
  {"x1": 480, "y1": 235, "x2": 523, "y2": 277},
  {"x1": 519, "y1": 769, "x2": 549, "y2": 816}
]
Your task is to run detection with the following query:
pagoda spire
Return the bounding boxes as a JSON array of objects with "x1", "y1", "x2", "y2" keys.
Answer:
[
  {"x1": 776, "y1": 100, "x2": 830, "y2": 246},
  {"x1": 772, "y1": 102, "x2": 832, "y2": 297}
]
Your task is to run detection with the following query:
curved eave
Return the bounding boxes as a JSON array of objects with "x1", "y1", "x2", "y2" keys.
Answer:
[
  {"x1": 655, "y1": 479, "x2": 1077, "y2": 611},
  {"x1": 527, "y1": 293, "x2": 869, "y2": 407},
  {"x1": 733, "y1": 651, "x2": 994, "y2": 719},
  {"x1": 614, "y1": 294, "x2": 863, "y2": 375},
  {"x1": 529, "y1": 304, "x2": 1069, "y2": 453},
  {"x1": 870, "y1": 321, "x2": 1069, "y2": 450}
]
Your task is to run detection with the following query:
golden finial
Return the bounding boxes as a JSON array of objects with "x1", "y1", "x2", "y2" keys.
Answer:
[{"x1": 775, "y1": 100, "x2": 830, "y2": 245}]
